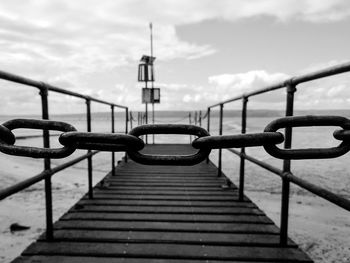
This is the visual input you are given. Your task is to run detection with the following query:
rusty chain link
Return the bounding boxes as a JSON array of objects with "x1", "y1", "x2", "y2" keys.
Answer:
[{"x1": 0, "y1": 116, "x2": 349, "y2": 164}]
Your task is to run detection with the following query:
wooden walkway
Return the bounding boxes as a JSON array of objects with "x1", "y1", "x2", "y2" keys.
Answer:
[{"x1": 13, "y1": 145, "x2": 313, "y2": 263}]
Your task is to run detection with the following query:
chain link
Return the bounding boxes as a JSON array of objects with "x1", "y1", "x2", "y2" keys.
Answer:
[
  {"x1": 263, "y1": 115, "x2": 350, "y2": 159},
  {"x1": 0, "y1": 116, "x2": 349, "y2": 163},
  {"x1": 59, "y1": 132, "x2": 144, "y2": 152},
  {"x1": 0, "y1": 119, "x2": 76, "y2": 158}
]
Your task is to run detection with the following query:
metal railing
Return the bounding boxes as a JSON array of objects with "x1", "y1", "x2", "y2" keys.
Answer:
[
  {"x1": 0, "y1": 70, "x2": 128, "y2": 240},
  {"x1": 206, "y1": 61, "x2": 350, "y2": 246}
]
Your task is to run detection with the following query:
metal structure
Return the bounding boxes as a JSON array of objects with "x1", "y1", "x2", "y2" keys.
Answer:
[
  {"x1": 138, "y1": 23, "x2": 160, "y2": 144},
  {"x1": 0, "y1": 70, "x2": 129, "y2": 240},
  {"x1": 206, "y1": 61, "x2": 350, "y2": 245}
]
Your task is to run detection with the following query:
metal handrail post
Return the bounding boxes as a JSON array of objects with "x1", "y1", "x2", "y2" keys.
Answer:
[
  {"x1": 125, "y1": 107, "x2": 129, "y2": 162},
  {"x1": 280, "y1": 83, "x2": 297, "y2": 246},
  {"x1": 218, "y1": 104, "x2": 224, "y2": 177},
  {"x1": 86, "y1": 99, "x2": 93, "y2": 199},
  {"x1": 111, "y1": 105, "x2": 115, "y2": 176},
  {"x1": 189, "y1": 112, "x2": 192, "y2": 143},
  {"x1": 206, "y1": 107, "x2": 210, "y2": 163},
  {"x1": 40, "y1": 85, "x2": 53, "y2": 241},
  {"x1": 239, "y1": 97, "x2": 248, "y2": 200}
]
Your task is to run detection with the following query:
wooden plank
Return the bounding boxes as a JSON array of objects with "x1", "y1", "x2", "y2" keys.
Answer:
[
  {"x1": 62, "y1": 212, "x2": 273, "y2": 223},
  {"x1": 103, "y1": 186, "x2": 225, "y2": 191},
  {"x1": 89, "y1": 194, "x2": 247, "y2": 201},
  {"x1": 22, "y1": 242, "x2": 312, "y2": 262},
  {"x1": 109, "y1": 184, "x2": 222, "y2": 188},
  {"x1": 93, "y1": 190, "x2": 238, "y2": 195},
  {"x1": 69, "y1": 205, "x2": 263, "y2": 215},
  {"x1": 107, "y1": 178, "x2": 225, "y2": 182},
  {"x1": 50, "y1": 229, "x2": 295, "y2": 247},
  {"x1": 55, "y1": 220, "x2": 279, "y2": 234},
  {"x1": 78, "y1": 199, "x2": 256, "y2": 207},
  {"x1": 13, "y1": 255, "x2": 285, "y2": 263}
]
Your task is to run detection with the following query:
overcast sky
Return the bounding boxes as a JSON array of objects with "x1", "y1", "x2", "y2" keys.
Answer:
[{"x1": 0, "y1": 0, "x2": 349, "y2": 114}]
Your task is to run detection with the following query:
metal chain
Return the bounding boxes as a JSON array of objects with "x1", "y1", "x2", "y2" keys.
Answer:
[{"x1": 0, "y1": 115, "x2": 349, "y2": 164}]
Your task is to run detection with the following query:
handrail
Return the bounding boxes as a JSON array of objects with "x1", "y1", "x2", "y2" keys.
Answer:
[
  {"x1": 208, "y1": 61, "x2": 350, "y2": 108},
  {"x1": 0, "y1": 69, "x2": 126, "y2": 109},
  {"x1": 0, "y1": 69, "x2": 129, "y2": 240},
  {"x1": 206, "y1": 61, "x2": 350, "y2": 246},
  {"x1": 0, "y1": 151, "x2": 98, "y2": 200}
]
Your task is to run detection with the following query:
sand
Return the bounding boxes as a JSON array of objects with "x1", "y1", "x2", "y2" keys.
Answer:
[{"x1": 0, "y1": 150, "x2": 349, "y2": 263}]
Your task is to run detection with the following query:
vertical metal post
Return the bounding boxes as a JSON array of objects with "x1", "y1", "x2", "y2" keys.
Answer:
[
  {"x1": 130, "y1": 111, "x2": 133, "y2": 130},
  {"x1": 111, "y1": 105, "x2": 115, "y2": 176},
  {"x1": 206, "y1": 107, "x2": 211, "y2": 163},
  {"x1": 189, "y1": 112, "x2": 192, "y2": 142},
  {"x1": 152, "y1": 103, "x2": 155, "y2": 144},
  {"x1": 218, "y1": 104, "x2": 223, "y2": 177},
  {"x1": 145, "y1": 82, "x2": 148, "y2": 144},
  {"x1": 40, "y1": 86, "x2": 53, "y2": 241},
  {"x1": 125, "y1": 108, "x2": 129, "y2": 162},
  {"x1": 86, "y1": 99, "x2": 93, "y2": 199},
  {"x1": 239, "y1": 97, "x2": 248, "y2": 200},
  {"x1": 280, "y1": 83, "x2": 296, "y2": 246},
  {"x1": 199, "y1": 111, "x2": 202, "y2": 127}
]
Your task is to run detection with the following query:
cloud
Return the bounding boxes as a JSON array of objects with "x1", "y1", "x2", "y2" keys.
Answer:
[
  {"x1": 0, "y1": 1, "x2": 349, "y2": 113},
  {"x1": 208, "y1": 70, "x2": 290, "y2": 101}
]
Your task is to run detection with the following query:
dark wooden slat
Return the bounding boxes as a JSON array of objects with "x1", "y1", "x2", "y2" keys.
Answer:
[
  {"x1": 23, "y1": 242, "x2": 312, "y2": 262},
  {"x1": 104, "y1": 186, "x2": 225, "y2": 191},
  {"x1": 13, "y1": 255, "x2": 285, "y2": 263},
  {"x1": 62, "y1": 212, "x2": 273, "y2": 223},
  {"x1": 69, "y1": 205, "x2": 263, "y2": 215},
  {"x1": 107, "y1": 183, "x2": 224, "y2": 187},
  {"x1": 94, "y1": 190, "x2": 238, "y2": 195},
  {"x1": 89, "y1": 194, "x2": 247, "y2": 201},
  {"x1": 55, "y1": 220, "x2": 279, "y2": 234},
  {"x1": 50, "y1": 229, "x2": 296, "y2": 247},
  {"x1": 107, "y1": 178, "x2": 224, "y2": 182},
  {"x1": 78, "y1": 199, "x2": 256, "y2": 207}
]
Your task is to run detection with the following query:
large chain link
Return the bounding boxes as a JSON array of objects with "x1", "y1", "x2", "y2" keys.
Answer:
[{"x1": 0, "y1": 115, "x2": 349, "y2": 164}]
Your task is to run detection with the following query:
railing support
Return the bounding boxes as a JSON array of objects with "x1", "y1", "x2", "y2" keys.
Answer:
[
  {"x1": 40, "y1": 86, "x2": 53, "y2": 241},
  {"x1": 86, "y1": 99, "x2": 93, "y2": 199},
  {"x1": 189, "y1": 112, "x2": 192, "y2": 143},
  {"x1": 111, "y1": 105, "x2": 115, "y2": 176},
  {"x1": 239, "y1": 96, "x2": 248, "y2": 200},
  {"x1": 206, "y1": 107, "x2": 211, "y2": 163},
  {"x1": 125, "y1": 108, "x2": 129, "y2": 162},
  {"x1": 280, "y1": 83, "x2": 296, "y2": 246},
  {"x1": 218, "y1": 104, "x2": 223, "y2": 177}
]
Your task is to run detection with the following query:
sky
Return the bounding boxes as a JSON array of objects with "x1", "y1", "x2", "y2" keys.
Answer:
[{"x1": 0, "y1": 0, "x2": 349, "y2": 114}]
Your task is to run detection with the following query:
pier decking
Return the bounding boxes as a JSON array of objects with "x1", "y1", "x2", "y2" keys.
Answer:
[{"x1": 12, "y1": 144, "x2": 312, "y2": 263}]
